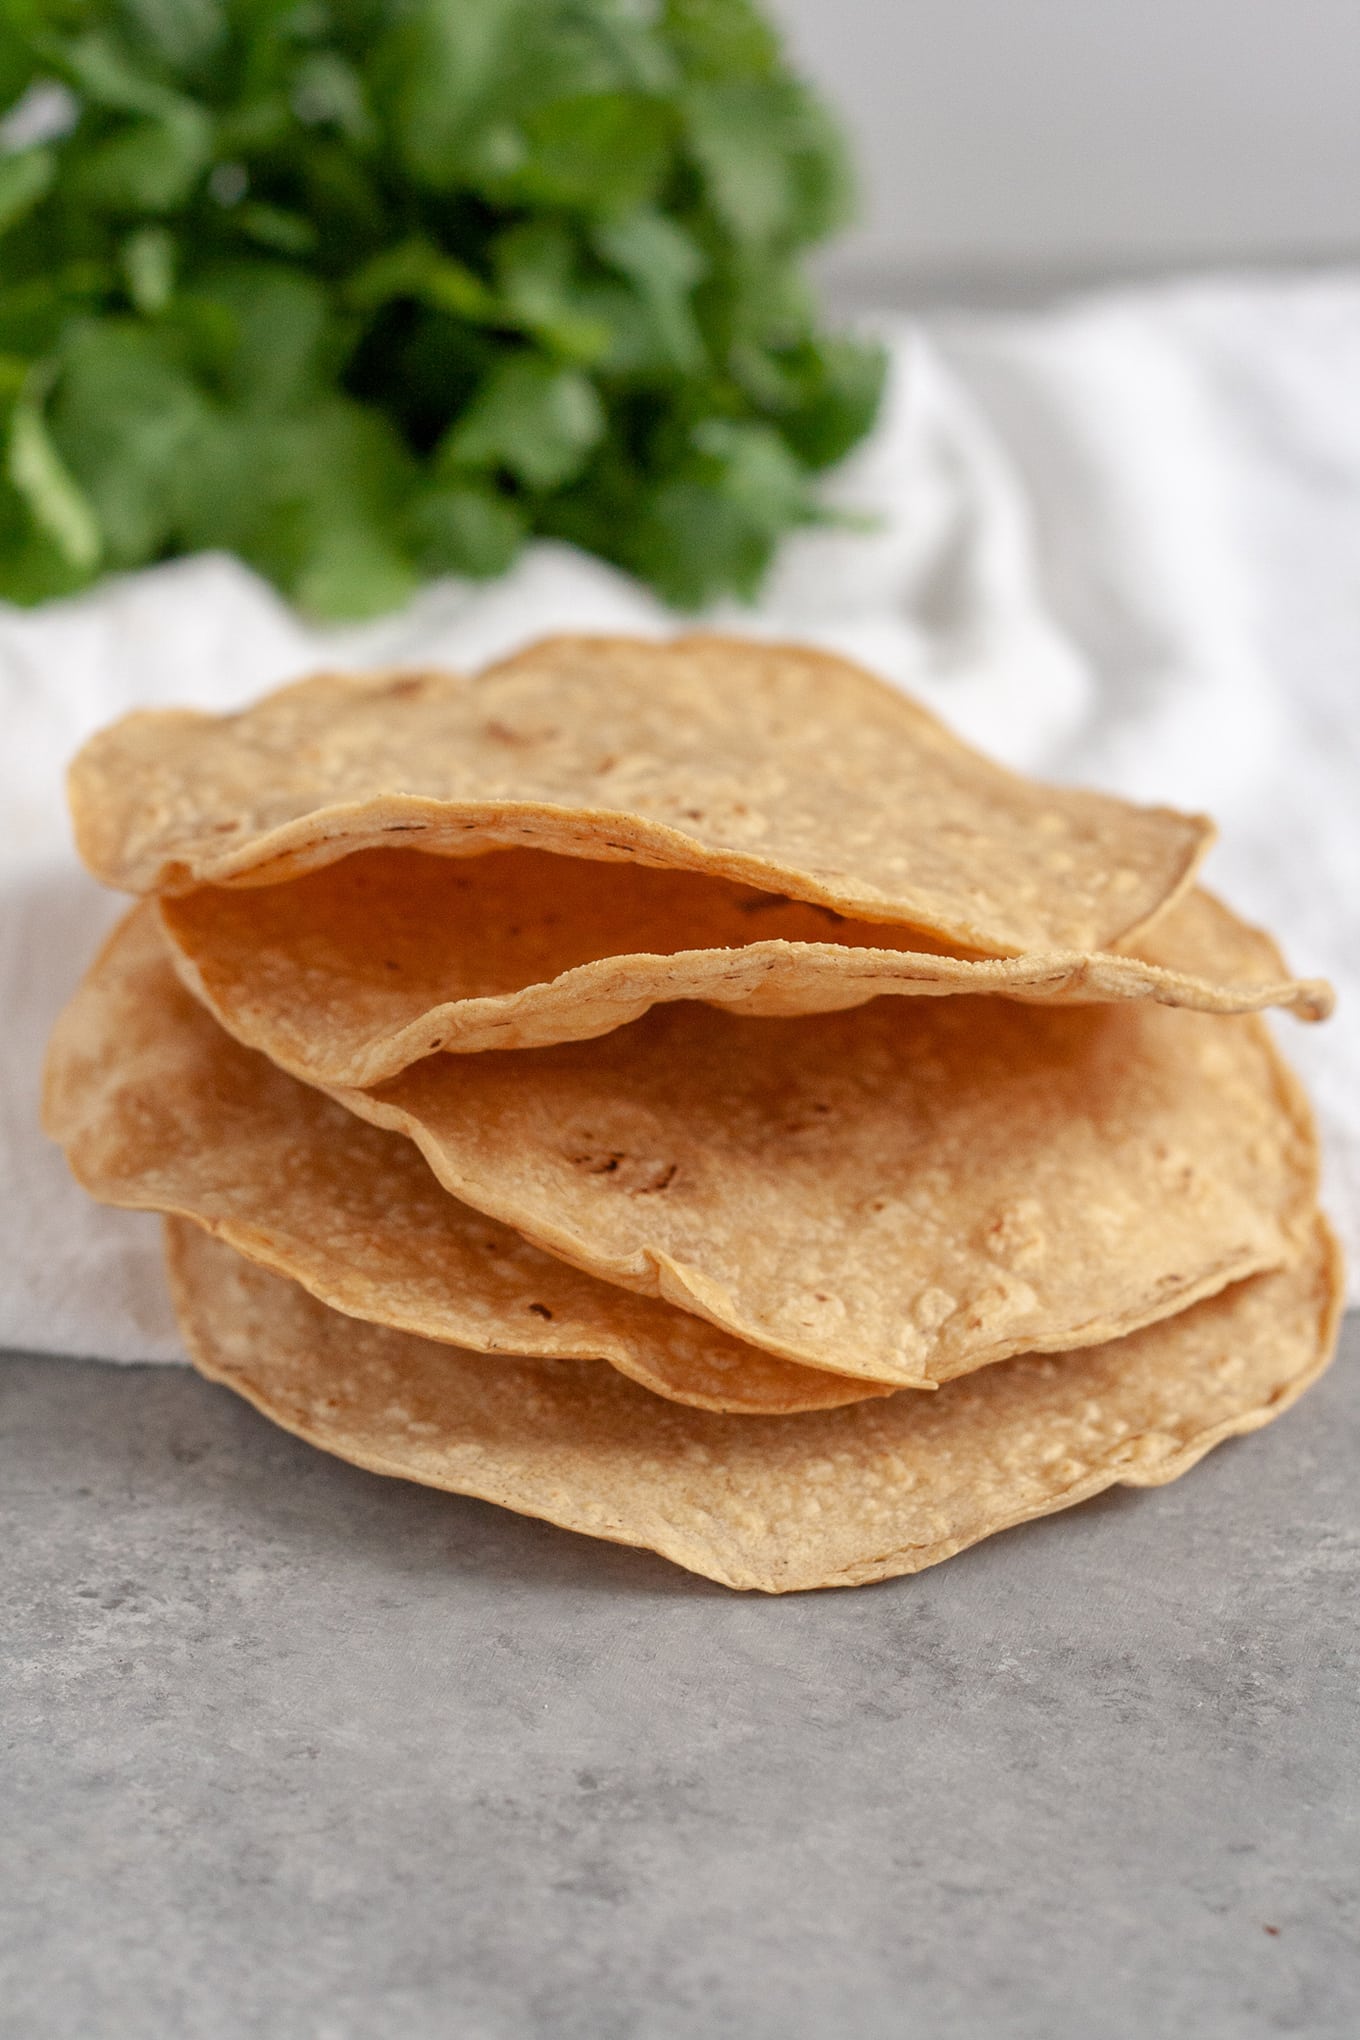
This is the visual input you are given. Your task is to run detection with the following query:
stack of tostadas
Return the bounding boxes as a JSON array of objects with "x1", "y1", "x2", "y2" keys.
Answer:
[{"x1": 46, "y1": 638, "x2": 1343, "y2": 1591}]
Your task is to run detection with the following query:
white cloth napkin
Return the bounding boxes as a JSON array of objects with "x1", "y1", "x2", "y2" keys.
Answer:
[{"x1": 5, "y1": 272, "x2": 1358, "y2": 1363}]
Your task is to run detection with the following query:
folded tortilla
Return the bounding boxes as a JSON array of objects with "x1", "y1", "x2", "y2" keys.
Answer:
[
  {"x1": 158, "y1": 851, "x2": 1330, "y2": 1088},
  {"x1": 70, "y1": 635, "x2": 1210, "y2": 954},
  {"x1": 165, "y1": 1215, "x2": 1343, "y2": 1593}
]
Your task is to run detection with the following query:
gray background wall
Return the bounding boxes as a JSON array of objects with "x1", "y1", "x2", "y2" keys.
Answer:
[{"x1": 768, "y1": 0, "x2": 1360, "y2": 294}]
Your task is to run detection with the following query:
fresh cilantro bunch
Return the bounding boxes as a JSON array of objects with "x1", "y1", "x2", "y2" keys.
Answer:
[{"x1": 0, "y1": 0, "x2": 884, "y2": 616}]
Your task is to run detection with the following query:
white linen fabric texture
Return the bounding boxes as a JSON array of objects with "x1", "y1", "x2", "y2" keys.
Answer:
[{"x1": 4, "y1": 272, "x2": 1358, "y2": 1364}]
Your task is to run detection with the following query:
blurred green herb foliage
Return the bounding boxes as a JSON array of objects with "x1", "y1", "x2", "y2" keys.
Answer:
[{"x1": 0, "y1": 0, "x2": 884, "y2": 615}]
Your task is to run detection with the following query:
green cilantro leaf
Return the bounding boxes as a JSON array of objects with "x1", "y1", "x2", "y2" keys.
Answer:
[
  {"x1": 441, "y1": 355, "x2": 605, "y2": 491},
  {"x1": 0, "y1": 147, "x2": 55, "y2": 235},
  {"x1": 7, "y1": 380, "x2": 102, "y2": 570}
]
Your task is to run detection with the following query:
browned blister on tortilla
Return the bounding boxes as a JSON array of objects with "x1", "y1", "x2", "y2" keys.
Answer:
[
  {"x1": 327, "y1": 888, "x2": 1320, "y2": 1390},
  {"x1": 165, "y1": 1216, "x2": 1344, "y2": 1593},
  {"x1": 159, "y1": 849, "x2": 1331, "y2": 1089},
  {"x1": 42, "y1": 906, "x2": 879, "y2": 1415},
  {"x1": 70, "y1": 635, "x2": 1211, "y2": 954}
]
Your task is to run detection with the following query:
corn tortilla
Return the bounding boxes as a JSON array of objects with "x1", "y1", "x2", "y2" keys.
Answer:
[
  {"x1": 330, "y1": 888, "x2": 1319, "y2": 1389},
  {"x1": 70, "y1": 635, "x2": 1210, "y2": 954},
  {"x1": 43, "y1": 906, "x2": 878, "y2": 1415},
  {"x1": 165, "y1": 1215, "x2": 1344, "y2": 1593},
  {"x1": 160, "y1": 849, "x2": 1331, "y2": 1087}
]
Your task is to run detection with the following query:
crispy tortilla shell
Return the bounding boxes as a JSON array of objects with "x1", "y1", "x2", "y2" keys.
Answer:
[
  {"x1": 332, "y1": 890, "x2": 1319, "y2": 1390},
  {"x1": 42, "y1": 906, "x2": 879, "y2": 1415},
  {"x1": 165, "y1": 1216, "x2": 1344, "y2": 1593},
  {"x1": 160, "y1": 849, "x2": 1331, "y2": 1088},
  {"x1": 70, "y1": 635, "x2": 1210, "y2": 954}
]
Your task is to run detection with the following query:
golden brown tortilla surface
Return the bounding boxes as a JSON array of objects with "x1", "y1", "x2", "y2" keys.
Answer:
[
  {"x1": 159, "y1": 851, "x2": 1330, "y2": 1088},
  {"x1": 42, "y1": 906, "x2": 879, "y2": 1414},
  {"x1": 165, "y1": 1217, "x2": 1343, "y2": 1593},
  {"x1": 329, "y1": 886, "x2": 1319, "y2": 1388},
  {"x1": 70, "y1": 635, "x2": 1210, "y2": 953}
]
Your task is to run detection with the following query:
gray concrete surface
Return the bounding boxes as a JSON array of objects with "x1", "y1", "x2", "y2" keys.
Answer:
[{"x1": 4, "y1": 1321, "x2": 1358, "y2": 2040}]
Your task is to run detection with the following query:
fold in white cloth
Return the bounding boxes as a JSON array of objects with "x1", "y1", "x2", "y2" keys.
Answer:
[{"x1": 5, "y1": 272, "x2": 1357, "y2": 1363}]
